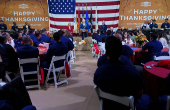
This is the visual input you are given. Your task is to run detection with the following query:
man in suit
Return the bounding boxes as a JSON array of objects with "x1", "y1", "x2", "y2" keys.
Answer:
[
  {"x1": 161, "y1": 18, "x2": 170, "y2": 28},
  {"x1": 79, "y1": 19, "x2": 88, "y2": 42},
  {"x1": 100, "y1": 21, "x2": 107, "y2": 34},
  {"x1": 0, "y1": 33, "x2": 18, "y2": 73},
  {"x1": 0, "y1": 20, "x2": 7, "y2": 31},
  {"x1": 11, "y1": 22, "x2": 18, "y2": 32},
  {"x1": 17, "y1": 35, "x2": 39, "y2": 72},
  {"x1": 23, "y1": 22, "x2": 30, "y2": 30},
  {"x1": 42, "y1": 31, "x2": 68, "y2": 69},
  {"x1": 40, "y1": 28, "x2": 51, "y2": 43}
]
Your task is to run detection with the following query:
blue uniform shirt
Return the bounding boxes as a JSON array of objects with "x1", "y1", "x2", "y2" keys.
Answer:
[
  {"x1": 97, "y1": 54, "x2": 133, "y2": 67},
  {"x1": 161, "y1": 22, "x2": 170, "y2": 28},
  {"x1": 50, "y1": 36, "x2": 74, "y2": 52},
  {"x1": 0, "y1": 24, "x2": 7, "y2": 31},
  {"x1": 122, "y1": 45, "x2": 134, "y2": 58},
  {"x1": 28, "y1": 34, "x2": 36, "y2": 40},
  {"x1": 42, "y1": 42, "x2": 68, "y2": 68},
  {"x1": 12, "y1": 25, "x2": 18, "y2": 31},
  {"x1": 97, "y1": 34, "x2": 106, "y2": 42},
  {"x1": 100, "y1": 24, "x2": 107, "y2": 34},
  {"x1": 40, "y1": 34, "x2": 51, "y2": 43},
  {"x1": 17, "y1": 45, "x2": 39, "y2": 72},
  {"x1": 149, "y1": 23, "x2": 158, "y2": 28},
  {"x1": 14, "y1": 39, "x2": 22, "y2": 48},
  {"x1": 33, "y1": 37, "x2": 43, "y2": 47},
  {"x1": 142, "y1": 40, "x2": 163, "y2": 56},
  {"x1": 94, "y1": 59, "x2": 144, "y2": 109}
]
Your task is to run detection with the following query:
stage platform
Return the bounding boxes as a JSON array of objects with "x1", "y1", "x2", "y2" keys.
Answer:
[{"x1": 73, "y1": 36, "x2": 92, "y2": 51}]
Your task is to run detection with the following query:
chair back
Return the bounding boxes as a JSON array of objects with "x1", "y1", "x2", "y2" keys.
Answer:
[
  {"x1": 18, "y1": 57, "x2": 40, "y2": 89},
  {"x1": 167, "y1": 96, "x2": 170, "y2": 110},
  {"x1": 66, "y1": 51, "x2": 71, "y2": 63},
  {"x1": 94, "y1": 86, "x2": 135, "y2": 110},
  {"x1": 154, "y1": 56, "x2": 170, "y2": 60}
]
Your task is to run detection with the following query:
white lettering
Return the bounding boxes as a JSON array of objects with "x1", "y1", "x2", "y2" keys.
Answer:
[
  {"x1": 134, "y1": 9, "x2": 138, "y2": 14},
  {"x1": 124, "y1": 16, "x2": 128, "y2": 20},
  {"x1": 162, "y1": 16, "x2": 166, "y2": 20},
  {"x1": 14, "y1": 17, "x2": 18, "y2": 21},
  {"x1": 19, "y1": 12, "x2": 22, "y2": 16},
  {"x1": 23, "y1": 12, "x2": 27, "y2": 16},
  {"x1": 34, "y1": 17, "x2": 37, "y2": 21},
  {"x1": 153, "y1": 10, "x2": 157, "y2": 14},
  {"x1": 129, "y1": 16, "x2": 133, "y2": 20},
  {"x1": 144, "y1": 10, "x2": 148, "y2": 14},
  {"x1": 139, "y1": 10, "x2": 143, "y2": 14},
  {"x1": 19, "y1": 17, "x2": 22, "y2": 21},
  {"x1": 23, "y1": 17, "x2": 26, "y2": 21},
  {"x1": 5, "y1": 17, "x2": 9, "y2": 21},
  {"x1": 139, "y1": 16, "x2": 142, "y2": 20},
  {"x1": 119, "y1": 15, "x2": 124, "y2": 20},
  {"x1": 148, "y1": 16, "x2": 152, "y2": 20},
  {"x1": 149, "y1": 10, "x2": 152, "y2": 14},
  {"x1": 10, "y1": 17, "x2": 14, "y2": 21},
  {"x1": 14, "y1": 11, "x2": 18, "y2": 16},
  {"x1": 31, "y1": 11, "x2": 35, "y2": 16},
  {"x1": 134, "y1": 16, "x2": 138, "y2": 20},
  {"x1": 45, "y1": 17, "x2": 49, "y2": 21},
  {"x1": 143, "y1": 16, "x2": 147, "y2": 20},
  {"x1": 27, "y1": 17, "x2": 31, "y2": 21}
]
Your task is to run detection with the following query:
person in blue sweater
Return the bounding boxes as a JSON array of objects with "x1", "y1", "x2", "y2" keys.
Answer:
[
  {"x1": 161, "y1": 18, "x2": 170, "y2": 28},
  {"x1": 14, "y1": 32, "x2": 22, "y2": 48},
  {"x1": 40, "y1": 28, "x2": 51, "y2": 43},
  {"x1": 0, "y1": 20, "x2": 7, "y2": 31},
  {"x1": 97, "y1": 29, "x2": 106, "y2": 42}
]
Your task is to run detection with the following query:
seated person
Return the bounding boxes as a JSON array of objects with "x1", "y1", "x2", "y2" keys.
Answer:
[
  {"x1": 106, "y1": 30, "x2": 111, "y2": 37},
  {"x1": 0, "y1": 55, "x2": 6, "y2": 78},
  {"x1": 22, "y1": 29, "x2": 29, "y2": 36},
  {"x1": 40, "y1": 28, "x2": 51, "y2": 43},
  {"x1": 131, "y1": 31, "x2": 138, "y2": 43},
  {"x1": 97, "y1": 29, "x2": 106, "y2": 43},
  {"x1": 122, "y1": 31, "x2": 133, "y2": 45},
  {"x1": 138, "y1": 33, "x2": 163, "y2": 64},
  {"x1": 14, "y1": 32, "x2": 22, "y2": 48},
  {"x1": 5, "y1": 32, "x2": 15, "y2": 48},
  {"x1": 23, "y1": 22, "x2": 30, "y2": 30},
  {"x1": 98, "y1": 37, "x2": 106, "y2": 55},
  {"x1": 42, "y1": 32, "x2": 68, "y2": 69},
  {"x1": 65, "y1": 29, "x2": 73, "y2": 42},
  {"x1": 0, "y1": 33, "x2": 18, "y2": 73},
  {"x1": 0, "y1": 20, "x2": 7, "y2": 31},
  {"x1": 50, "y1": 29, "x2": 74, "y2": 52},
  {"x1": 158, "y1": 31, "x2": 169, "y2": 48},
  {"x1": 11, "y1": 22, "x2": 18, "y2": 32},
  {"x1": 115, "y1": 33, "x2": 134, "y2": 58},
  {"x1": 92, "y1": 29, "x2": 99, "y2": 41},
  {"x1": 94, "y1": 36, "x2": 149, "y2": 110},
  {"x1": 33, "y1": 30, "x2": 48, "y2": 47},
  {"x1": 28, "y1": 29, "x2": 36, "y2": 40},
  {"x1": 17, "y1": 35, "x2": 39, "y2": 72}
]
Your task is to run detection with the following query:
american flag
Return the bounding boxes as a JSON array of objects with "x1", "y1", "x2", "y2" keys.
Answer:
[{"x1": 48, "y1": 0, "x2": 120, "y2": 32}]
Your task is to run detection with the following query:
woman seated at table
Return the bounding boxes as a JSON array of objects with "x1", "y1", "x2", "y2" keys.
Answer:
[
  {"x1": 33, "y1": 30, "x2": 48, "y2": 48},
  {"x1": 122, "y1": 31, "x2": 133, "y2": 45},
  {"x1": 14, "y1": 32, "x2": 22, "y2": 48},
  {"x1": 138, "y1": 33, "x2": 163, "y2": 64},
  {"x1": 158, "y1": 31, "x2": 169, "y2": 48},
  {"x1": 42, "y1": 31, "x2": 68, "y2": 69}
]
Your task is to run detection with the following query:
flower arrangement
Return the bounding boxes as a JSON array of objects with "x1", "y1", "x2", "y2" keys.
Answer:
[
  {"x1": 135, "y1": 34, "x2": 147, "y2": 45},
  {"x1": 21, "y1": 39, "x2": 33, "y2": 46},
  {"x1": 46, "y1": 32, "x2": 53, "y2": 38}
]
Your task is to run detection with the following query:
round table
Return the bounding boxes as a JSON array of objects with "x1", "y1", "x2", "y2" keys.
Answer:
[
  {"x1": 130, "y1": 47, "x2": 169, "y2": 65},
  {"x1": 143, "y1": 61, "x2": 170, "y2": 102},
  {"x1": 38, "y1": 47, "x2": 48, "y2": 62}
]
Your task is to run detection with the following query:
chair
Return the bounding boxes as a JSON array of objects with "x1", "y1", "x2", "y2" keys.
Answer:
[
  {"x1": 167, "y1": 96, "x2": 170, "y2": 110},
  {"x1": 45, "y1": 55, "x2": 68, "y2": 88},
  {"x1": 94, "y1": 86, "x2": 135, "y2": 110},
  {"x1": 18, "y1": 57, "x2": 41, "y2": 90},
  {"x1": 5, "y1": 71, "x2": 12, "y2": 82},
  {"x1": 92, "y1": 39, "x2": 97, "y2": 54},
  {"x1": 154, "y1": 56, "x2": 170, "y2": 60}
]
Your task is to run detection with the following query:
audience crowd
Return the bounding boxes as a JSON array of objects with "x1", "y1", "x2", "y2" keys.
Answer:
[{"x1": 0, "y1": 25, "x2": 170, "y2": 110}]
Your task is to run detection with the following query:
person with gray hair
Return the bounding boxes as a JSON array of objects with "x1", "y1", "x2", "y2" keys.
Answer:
[{"x1": 40, "y1": 28, "x2": 51, "y2": 43}]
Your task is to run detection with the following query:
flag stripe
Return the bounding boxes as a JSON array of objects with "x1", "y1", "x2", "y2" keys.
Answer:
[
  {"x1": 76, "y1": 1, "x2": 120, "y2": 7},
  {"x1": 76, "y1": 9, "x2": 119, "y2": 14},
  {"x1": 50, "y1": 16, "x2": 119, "y2": 22}
]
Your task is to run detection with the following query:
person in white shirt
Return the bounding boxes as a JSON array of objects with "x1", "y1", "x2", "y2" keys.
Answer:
[
  {"x1": 122, "y1": 31, "x2": 133, "y2": 45},
  {"x1": 158, "y1": 31, "x2": 169, "y2": 48},
  {"x1": 141, "y1": 21, "x2": 150, "y2": 30},
  {"x1": 5, "y1": 32, "x2": 15, "y2": 48}
]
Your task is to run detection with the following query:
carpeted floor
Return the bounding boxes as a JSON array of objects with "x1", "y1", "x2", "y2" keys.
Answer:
[{"x1": 28, "y1": 51, "x2": 100, "y2": 110}]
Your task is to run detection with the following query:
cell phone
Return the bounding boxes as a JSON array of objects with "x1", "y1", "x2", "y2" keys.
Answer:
[{"x1": 146, "y1": 66, "x2": 152, "y2": 69}]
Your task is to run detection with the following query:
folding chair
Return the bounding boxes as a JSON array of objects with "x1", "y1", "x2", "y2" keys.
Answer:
[
  {"x1": 154, "y1": 55, "x2": 170, "y2": 60},
  {"x1": 167, "y1": 96, "x2": 170, "y2": 110},
  {"x1": 5, "y1": 71, "x2": 12, "y2": 82},
  {"x1": 94, "y1": 86, "x2": 135, "y2": 110},
  {"x1": 45, "y1": 55, "x2": 68, "y2": 88},
  {"x1": 66, "y1": 51, "x2": 72, "y2": 76},
  {"x1": 18, "y1": 57, "x2": 41, "y2": 90}
]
